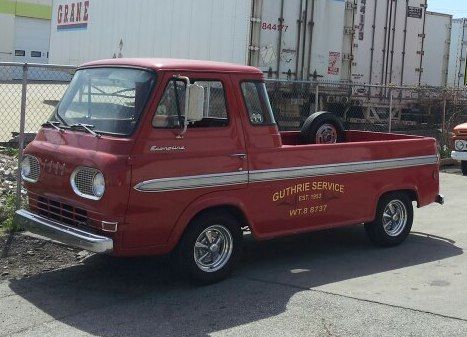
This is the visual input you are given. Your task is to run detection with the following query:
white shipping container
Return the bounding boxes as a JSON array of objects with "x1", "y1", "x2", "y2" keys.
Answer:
[
  {"x1": 447, "y1": 18, "x2": 467, "y2": 87},
  {"x1": 421, "y1": 12, "x2": 451, "y2": 87},
  {"x1": 50, "y1": 0, "x2": 348, "y2": 82},
  {"x1": 351, "y1": 0, "x2": 428, "y2": 85},
  {"x1": 249, "y1": 0, "x2": 346, "y2": 81},
  {"x1": 49, "y1": 0, "x2": 451, "y2": 87},
  {"x1": 49, "y1": 0, "x2": 252, "y2": 66}
]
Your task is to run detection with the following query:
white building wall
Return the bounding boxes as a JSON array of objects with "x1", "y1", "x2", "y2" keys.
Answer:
[
  {"x1": 49, "y1": 0, "x2": 252, "y2": 66},
  {"x1": 13, "y1": 16, "x2": 51, "y2": 63},
  {"x1": 0, "y1": 14, "x2": 15, "y2": 62}
]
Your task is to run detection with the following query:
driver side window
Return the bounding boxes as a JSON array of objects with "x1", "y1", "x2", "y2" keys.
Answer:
[
  {"x1": 153, "y1": 79, "x2": 228, "y2": 128},
  {"x1": 153, "y1": 80, "x2": 186, "y2": 129}
]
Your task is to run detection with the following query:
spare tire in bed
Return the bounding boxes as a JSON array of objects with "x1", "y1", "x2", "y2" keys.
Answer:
[{"x1": 300, "y1": 111, "x2": 346, "y2": 144}]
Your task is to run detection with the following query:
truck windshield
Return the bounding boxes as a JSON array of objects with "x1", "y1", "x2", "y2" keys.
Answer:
[{"x1": 53, "y1": 67, "x2": 156, "y2": 136}]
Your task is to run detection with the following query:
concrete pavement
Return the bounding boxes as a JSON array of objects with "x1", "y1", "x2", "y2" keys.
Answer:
[{"x1": 1, "y1": 171, "x2": 466, "y2": 336}]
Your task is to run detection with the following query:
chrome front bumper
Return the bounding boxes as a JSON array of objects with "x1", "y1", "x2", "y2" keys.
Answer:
[
  {"x1": 451, "y1": 151, "x2": 467, "y2": 161},
  {"x1": 15, "y1": 209, "x2": 113, "y2": 253}
]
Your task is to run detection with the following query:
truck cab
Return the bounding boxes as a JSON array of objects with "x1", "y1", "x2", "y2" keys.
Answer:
[
  {"x1": 452, "y1": 123, "x2": 467, "y2": 176},
  {"x1": 16, "y1": 59, "x2": 443, "y2": 283}
]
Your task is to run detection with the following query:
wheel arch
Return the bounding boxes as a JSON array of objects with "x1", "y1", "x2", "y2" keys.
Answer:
[
  {"x1": 378, "y1": 189, "x2": 419, "y2": 204},
  {"x1": 371, "y1": 188, "x2": 419, "y2": 222},
  {"x1": 167, "y1": 197, "x2": 252, "y2": 251}
]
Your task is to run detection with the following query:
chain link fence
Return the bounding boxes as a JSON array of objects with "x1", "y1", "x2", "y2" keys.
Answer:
[
  {"x1": 0, "y1": 63, "x2": 74, "y2": 210},
  {"x1": 0, "y1": 63, "x2": 74, "y2": 145},
  {"x1": 265, "y1": 79, "x2": 467, "y2": 150},
  {"x1": 0, "y1": 62, "x2": 467, "y2": 208}
]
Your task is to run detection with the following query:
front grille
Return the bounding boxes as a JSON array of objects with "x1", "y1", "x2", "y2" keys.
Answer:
[{"x1": 28, "y1": 194, "x2": 94, "y2": 231}]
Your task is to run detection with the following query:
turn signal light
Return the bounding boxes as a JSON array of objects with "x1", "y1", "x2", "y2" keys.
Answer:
[{"x1": 101, "y1": 221, "x2": 118, "y2": 232}]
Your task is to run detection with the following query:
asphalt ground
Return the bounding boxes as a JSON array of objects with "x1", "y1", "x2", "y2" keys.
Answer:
[{"x1": 1, "y1": 170, "x2": 466, "y2": 337}]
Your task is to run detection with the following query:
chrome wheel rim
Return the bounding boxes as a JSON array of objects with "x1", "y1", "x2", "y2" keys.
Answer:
[
  {"x1": 315, "y1": 124, "x2": 338, "y2": 144},
  {"x1": 194, "y1": 225, "x2": 233, "y2": 272},
  {"x1": 382, "y1": 200, "x2": 408, "y2": 237}
]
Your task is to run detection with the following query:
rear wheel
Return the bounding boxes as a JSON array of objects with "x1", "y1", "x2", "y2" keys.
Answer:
[
  {"x1": 365, "y1": 192, "x2": 413, "y2": 247},
  {"x1": 461, "y1": 161, "x2": 467, "y2": 176},
  {"x1": 177, "y1": 211, "x2": 243, "y2": 284}
]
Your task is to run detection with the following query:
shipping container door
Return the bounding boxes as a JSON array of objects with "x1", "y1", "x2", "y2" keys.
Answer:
[
  {"x1": 253, "y1": 0, "x2": 303, "y2": 79},
  {"x1": 447, "y1": 19, "x2": 467, "y2": 87},
  {"x1": 421, "y1": 12, "x2": 452, "y2": 86},
  {"x1": 306, "y1": 0, "x2": 346, "y2": 82},
  {"x1": 352, "y1": 0, "x2": 378, "y2": 83},
  {"x1": 392, "y1": 0, "x2": 426, "y2": 86},
  {"x1": 387, "y1": 0, "x2": 407, "y2": 85},
  {"x1": 351, "y1": 0, "x2": 426, "y2": 86}
]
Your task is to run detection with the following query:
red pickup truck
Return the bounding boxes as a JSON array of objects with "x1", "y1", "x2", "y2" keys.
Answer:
[{"x1": 16, "y1": 59, "x2": 443, "y2": 283}]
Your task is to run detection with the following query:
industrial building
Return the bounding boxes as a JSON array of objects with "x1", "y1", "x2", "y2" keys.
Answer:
[{"x1": 0, "y1": 0, "x2": 52, "y2": 64}]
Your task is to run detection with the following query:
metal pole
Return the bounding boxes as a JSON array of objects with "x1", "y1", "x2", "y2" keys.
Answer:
[
  {"x1": 442, "y1": 96, "x2": 447, "y2": 133},
  {"x1": 388, "y1": 88, "x2": 393, "y2": 133},
  {"x1": 315, "y1": 83, "x2": 319, "y2": 113},
  {"x1": 16, "y1": 63, "x2": 28, "y2": 210}
]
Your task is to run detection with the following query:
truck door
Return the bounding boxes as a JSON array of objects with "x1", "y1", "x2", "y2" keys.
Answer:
[
  {"x1": 234, "y1": 77, "x2": 348, "y2": 238},
  {"x1": 125, "y1": 72, "x2": 247, "y2": 248}
]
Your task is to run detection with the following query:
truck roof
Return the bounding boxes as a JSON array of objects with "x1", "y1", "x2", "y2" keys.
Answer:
[{"x1": 81, "y1": 58, "x2": 263, "y2": 75}]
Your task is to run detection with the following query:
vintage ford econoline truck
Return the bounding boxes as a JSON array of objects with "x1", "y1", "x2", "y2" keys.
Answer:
[{"x1": 16, "y1": 59, "x2": 443, "y2": 283}]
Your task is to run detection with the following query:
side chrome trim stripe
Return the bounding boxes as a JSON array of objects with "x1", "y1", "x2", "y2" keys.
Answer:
[
  {"x1": 133, "y1": 155, "x2": 438, "y2": 193},
  {"x1": 249, "y1": 155, "x2": 438, "y2": 183},
  {"x1": 134, "y1": 171, "x2": 248, "y2": 192}
]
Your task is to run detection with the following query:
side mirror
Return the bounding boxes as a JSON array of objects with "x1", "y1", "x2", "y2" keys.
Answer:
[
  {"x1": 174, "y1": 75, "x2": 205, "y2": 138},
  {"x1": 186, "y1": 83, "x2": 205, "y2": 123}
]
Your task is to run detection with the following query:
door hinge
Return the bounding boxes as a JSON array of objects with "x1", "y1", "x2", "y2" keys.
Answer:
[{"x1": 345, "y1": 2, "x2": 357, "y2": 10}]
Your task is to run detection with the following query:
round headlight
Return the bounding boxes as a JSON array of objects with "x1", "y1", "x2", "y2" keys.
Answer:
[
  {"x1": 92, "y1": 172, "x2": 105, "y2": 198},
  {"x1": 455, "y1": 140, "x2": 465, "y2": 151},
  {"x1": 21, "y1": 156, "x2": 31, "y2": 178}
]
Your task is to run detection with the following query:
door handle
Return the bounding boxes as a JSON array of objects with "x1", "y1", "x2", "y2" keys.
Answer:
[{"x1": 229, "y1": 153, "x2": 247, "y2": 159}]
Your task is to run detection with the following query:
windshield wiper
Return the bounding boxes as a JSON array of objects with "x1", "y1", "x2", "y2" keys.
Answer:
[
  {"x1": 70, "y1": 123, "x2": 101, "y2": 138},
  {"x1": 42, "y1": 121, "x2": 65, "y2": 133}
]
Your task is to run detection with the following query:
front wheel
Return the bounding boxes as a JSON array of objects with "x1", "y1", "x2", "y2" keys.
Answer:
[
  {"x1": 364, "y1": 192, "x2": 413, "y2": 247},
  {"x1": 461, "y1": 161, "x2": 467, "y2": 176},
  {"x1": 176, "y1": 211, "x2": 243, "y2": 284}
]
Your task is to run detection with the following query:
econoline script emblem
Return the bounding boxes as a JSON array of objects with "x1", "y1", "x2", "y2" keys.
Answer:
[{"x1": 150, "y1": 146, "x2": 186, "y2": 152}]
